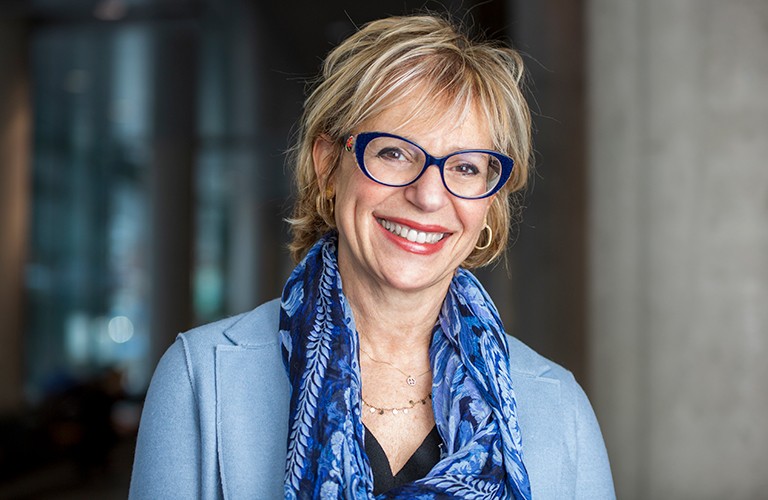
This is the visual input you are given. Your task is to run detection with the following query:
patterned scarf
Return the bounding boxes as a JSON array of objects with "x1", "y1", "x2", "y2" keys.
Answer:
[{"x1": 280, "y1": 234, "x2": 531, "y2": 499}]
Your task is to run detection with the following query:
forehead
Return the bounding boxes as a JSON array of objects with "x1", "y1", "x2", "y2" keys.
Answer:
[{"x1": 359, "y1": 90, "x2": 494, "y2": 151}]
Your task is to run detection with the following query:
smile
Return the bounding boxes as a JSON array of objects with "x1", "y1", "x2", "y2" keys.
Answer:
[{"x1": 376, "y1": 218, "x2": 447, "y2": 244}]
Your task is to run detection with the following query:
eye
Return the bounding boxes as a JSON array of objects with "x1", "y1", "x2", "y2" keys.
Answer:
[
  {"x1": 376, "y1": 147, "x2": 410, "y2": 162},
  {"x1": 449, "y1": 162, "x2": 481, "y2": 177}
]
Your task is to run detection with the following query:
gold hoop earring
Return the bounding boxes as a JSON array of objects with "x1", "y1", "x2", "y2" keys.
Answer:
[
  {"x1": 316, "y1": 186, "x2": 335, "y2": 225},
  {"x1": 475, "y1": 224, "x2": 493, "y2": 250}
]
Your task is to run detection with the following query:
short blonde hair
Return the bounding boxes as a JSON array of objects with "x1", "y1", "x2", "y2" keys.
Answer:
[{"x1": 288, "y1": 14, "x2": 532, "y2": 268}]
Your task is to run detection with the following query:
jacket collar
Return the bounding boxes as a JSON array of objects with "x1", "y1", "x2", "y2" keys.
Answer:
[{"x1": 222, "y1": 298, "x2": 281, "y2": 347}]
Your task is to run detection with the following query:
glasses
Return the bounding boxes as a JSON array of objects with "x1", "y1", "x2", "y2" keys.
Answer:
[{"x1": 345, "y1": 132, "x2": 514, "y2": 200}]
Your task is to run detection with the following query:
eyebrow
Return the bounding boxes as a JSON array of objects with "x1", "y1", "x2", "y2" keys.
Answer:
[{"x1": 386, "y1": 131, "x2": 493, "y2": 154}]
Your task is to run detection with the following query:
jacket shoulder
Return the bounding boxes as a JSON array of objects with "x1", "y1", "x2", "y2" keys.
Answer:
[
  {"x1": 505, "y1": 334, "x2": 573, "y2": 383},
  {"x1": 178, "y1": 298, "x2": 281, "y2": 349}
]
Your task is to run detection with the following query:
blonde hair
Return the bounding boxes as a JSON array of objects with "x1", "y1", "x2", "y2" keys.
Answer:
[{"x1": 287, "y1": 14, "x2": 532, "y2": 268}]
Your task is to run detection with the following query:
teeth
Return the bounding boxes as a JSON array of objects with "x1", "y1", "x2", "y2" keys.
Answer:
[{"x1": 377, "y1": 218, "x2": 446, "y2": 244}]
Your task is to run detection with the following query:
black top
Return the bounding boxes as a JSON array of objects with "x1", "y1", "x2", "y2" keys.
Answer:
[{"x1": 364, "y1": 424, "x2": 443, "y2": 495}]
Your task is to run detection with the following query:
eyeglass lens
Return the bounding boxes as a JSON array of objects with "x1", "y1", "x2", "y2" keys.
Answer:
[{"x1": 362, "y1": 135, "x2": 502, "y2": 198}]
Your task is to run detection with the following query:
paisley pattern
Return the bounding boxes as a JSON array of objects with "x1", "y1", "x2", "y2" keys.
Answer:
[{"x1": 280, "y1": 234, "x2": 531, "y2": 499}]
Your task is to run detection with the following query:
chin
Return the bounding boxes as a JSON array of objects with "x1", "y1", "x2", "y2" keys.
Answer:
[{"x1": 376, "y1": 261, "x2": 455, "y2": 294}]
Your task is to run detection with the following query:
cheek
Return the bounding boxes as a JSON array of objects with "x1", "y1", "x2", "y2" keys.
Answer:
[
  {"x1": 333, "y1": 178, "x2": 376, "y2": 232},
  {"x1": 458, "y1": 201, "x2": 492, "y2": 234},
  {"x1": 336, "y1": 167, "x2": 395, "y2": 215}
]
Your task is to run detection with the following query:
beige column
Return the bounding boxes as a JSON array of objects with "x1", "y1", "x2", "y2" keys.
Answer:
[
  {"x1": 588, "y1": 0, "x2": 768, "y2": 497},
  {"x1": 0, "y1": 20, "x2": 31, "y2": 413}
]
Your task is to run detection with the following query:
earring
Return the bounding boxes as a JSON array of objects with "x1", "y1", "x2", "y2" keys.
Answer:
[
  {"x1": 475, "y1": 224, "x2": 493, "y2": 250},
  {"x1": 316, "y1": 186, "x2": 335, "y2": 224}
]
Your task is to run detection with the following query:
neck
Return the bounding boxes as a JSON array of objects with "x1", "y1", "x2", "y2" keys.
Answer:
[{"x1": 340, "y1": 271, "x2": 450, "y2": 363}]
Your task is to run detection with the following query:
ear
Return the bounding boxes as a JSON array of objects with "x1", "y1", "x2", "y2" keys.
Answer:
[{"x1": 312, "y1": 134, "x2": 337, "y2": 191}]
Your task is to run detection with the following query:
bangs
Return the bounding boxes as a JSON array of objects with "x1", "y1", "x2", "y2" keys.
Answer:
[{"x1": 351, "y1": 53, "x2": 494, "y2": 143}]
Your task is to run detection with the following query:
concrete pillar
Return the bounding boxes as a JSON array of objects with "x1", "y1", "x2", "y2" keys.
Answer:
[
  {"x1": 588, "y1": 0, "x2": 768, "y2": 497},
  {"x1": 0, "y1": 20, "x2": 30, "y2": 413}
]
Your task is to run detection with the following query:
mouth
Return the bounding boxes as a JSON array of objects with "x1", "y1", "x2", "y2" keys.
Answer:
[{"x1": 376, "y1": 218, "x2": 447, "y2": 244}]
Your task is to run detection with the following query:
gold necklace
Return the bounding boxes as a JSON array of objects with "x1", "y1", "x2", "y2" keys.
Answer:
[
  {"x1": 361, "y1": 392, "x2": 432, "y2": 416},
  {"x1": 359, "y1": 345, "x2": 431, "y2": 386}
]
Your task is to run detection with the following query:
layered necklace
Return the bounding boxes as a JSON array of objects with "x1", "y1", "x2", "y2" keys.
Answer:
[
  {"x1": 359, "y1": 344, "x2": 432, "y2": 387},
  {"x1": 358, "y1": 337, "x2": 432, "y2": 416},
  {"x1": 361, "y1": 392, "x2": 432, "y2": 416}
]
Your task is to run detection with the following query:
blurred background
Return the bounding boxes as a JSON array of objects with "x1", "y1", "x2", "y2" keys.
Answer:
[{"x1": 1, "y1": 0, "x2": 766, "y2": 498}]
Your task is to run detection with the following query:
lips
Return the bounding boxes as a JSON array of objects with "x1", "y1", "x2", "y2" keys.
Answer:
[{"x1": 376, "y1": 218, "x2": 447, "y2": 244}]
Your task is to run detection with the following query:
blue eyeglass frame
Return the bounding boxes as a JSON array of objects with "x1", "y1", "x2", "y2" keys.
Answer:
[{"x1": 345, "y1": 131, "x2": 514, "y2": 200}]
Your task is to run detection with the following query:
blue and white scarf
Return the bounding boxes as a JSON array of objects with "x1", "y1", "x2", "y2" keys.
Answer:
[{"x1": 280, "y1": 234, "x2": 531, "y2": 499}]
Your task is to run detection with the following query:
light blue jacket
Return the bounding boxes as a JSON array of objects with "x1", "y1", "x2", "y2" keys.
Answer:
[{"x1": 129, "y1": 299, "x2": 615, "y2": 499}]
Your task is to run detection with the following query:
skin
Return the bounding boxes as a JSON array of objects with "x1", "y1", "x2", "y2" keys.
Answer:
[{"x1": 312, "y1": 94, "x2": 495, "y2": 474}]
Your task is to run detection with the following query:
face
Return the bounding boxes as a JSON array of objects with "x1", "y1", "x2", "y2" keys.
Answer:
[{"x1": 314, "y1": 95, "x2": 494, "y2": 297}]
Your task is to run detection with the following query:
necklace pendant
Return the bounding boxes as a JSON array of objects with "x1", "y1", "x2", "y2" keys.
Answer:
[{"x1": 406, "y1": 375, "x2": 416, "y2": 386}]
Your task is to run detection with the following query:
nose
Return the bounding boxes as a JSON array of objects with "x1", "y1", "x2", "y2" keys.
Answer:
[{"x1": 403, "y1": 164, "x2": 450, "y2": 212}]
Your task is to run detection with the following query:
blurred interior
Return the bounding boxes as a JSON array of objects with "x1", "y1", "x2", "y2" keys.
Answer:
[{"x1": 1, "y1": 0, "x2": 766, "y2": 498}]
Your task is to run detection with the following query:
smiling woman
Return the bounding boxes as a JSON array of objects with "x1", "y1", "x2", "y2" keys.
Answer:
[
  {"x1": 314, "y1": 92, "x2": 498, "y2": 296},
  {"x1": 290, "y1": 17, "x2": 532, "y2": 270},
  {"x1": 130, "y1": 14, "x2": 615, "y2": 500}
]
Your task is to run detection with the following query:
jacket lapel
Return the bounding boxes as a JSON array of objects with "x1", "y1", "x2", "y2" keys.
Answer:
[{"x1": 215, "y1": 300, "x2": 290, "y2": 499}]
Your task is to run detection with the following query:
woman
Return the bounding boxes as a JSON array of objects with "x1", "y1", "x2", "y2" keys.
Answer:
[{"x1": 130, "y1": 14, "x2": 615, "y2": 499}]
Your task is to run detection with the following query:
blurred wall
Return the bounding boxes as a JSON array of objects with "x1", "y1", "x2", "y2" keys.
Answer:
[
  {"x1": 588, "y1": 0, "x2": 768, "y2": 497},
  {"x1": 0, "y1": 20, "x2": 30, "y2": 413}
]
